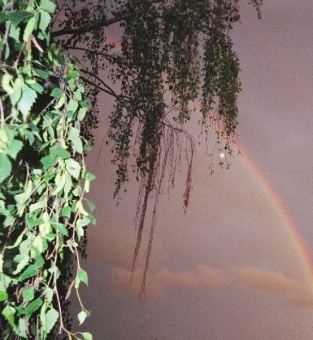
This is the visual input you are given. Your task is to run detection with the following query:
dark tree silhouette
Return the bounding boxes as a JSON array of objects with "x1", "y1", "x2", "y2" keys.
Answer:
[{"x1": 51, "y1": 0, "x2": 262, "y2": 295}]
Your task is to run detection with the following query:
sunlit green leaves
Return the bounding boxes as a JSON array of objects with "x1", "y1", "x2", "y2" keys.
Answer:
[
  {"x1": 23, "y1": 16, "x2": 37, "y2": 42},
  {"x1": 18, "y1": 83, "x2": 37, "y2": 120},
  {"x1": 40, "y1": 0, "x2": 56, "y2": 14},
  {"x1": 0, "y1": 0, "x2": 95, "y2": 337},
  {"x1": 0, "y1": 153, "x2": 11, "y2": 184}
]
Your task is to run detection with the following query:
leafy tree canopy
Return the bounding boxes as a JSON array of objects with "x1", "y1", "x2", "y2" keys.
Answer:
[{"x1": 51, "y1": 0, "x2": 262, "y2": 293}]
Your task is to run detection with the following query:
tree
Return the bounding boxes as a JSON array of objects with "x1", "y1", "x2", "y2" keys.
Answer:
[{"x1": 0, "y1": 0, "x2": 262, "y2": 338}]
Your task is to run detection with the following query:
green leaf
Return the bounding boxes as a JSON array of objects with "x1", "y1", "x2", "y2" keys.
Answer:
[
  {"x1": 22, "y1": 298, "x2": 43, "y2": 317},
  {"x1": 77, "y1": 310, "x2": 88, "y2": 325},
  {"x1": 23, "y1": 16, "x2": 37, "y2": 42},
  {"x1": 27, "y1": 216, "x2": 44, "y2": 228},
  {"x1": 45, "y1": 308, "x2": 59, "y2": 333},
  {"x1": 50, "y1": 87, "x2": 62, "y2": 98},
  {"x1": 22, "y1": 287, "x2": 34, "y2": 302},
  {"x1": 9, "y1": 77, "x2": 23, "y2": 106},
  {"x1": 77, "y1": 216, "x2": 90, "y2": 228},
  {"x1": 52, "y1": 172, "x2": 67, "y2": 195},
  {"x1": 65, "y1": 158, "x2": 81, "y2": 179},
  {"x1": 40, "y1": 0, "x2": 57, "y2": 13},
  {"x1": 69, "y1": 126, "x2": 83, "y2": 153},
  {"x1": 50, "y1": 146, "x2": 71, "y2": 159},
  {"x1": 7, "y1": 11, "x2": 33, "y2": 26},
  {"x1": 13, "y1": 255, "x2": 30, "y2": 275},
  {"x1": 0, "y1": 290, "x2": 8, "y2": 301},
  {"x1": 80, "y1": 333, "x2": 93, "y2": 340},
  {"x1": 18, "y1": 83, "x2": 37, "y2": 119},
  {"x1": 9, "y1": 24, "x2": 20, "y2": 42},
  {"x1": 86, "y1": 199, "x2": 95, "y2": 213},
  {"x1": 29, "y1": 82, "x2": 44, "y2": 94},
  {"x1": 40, "y1": 154, "x2": 57, "y2": 169},
  {"x1": 67, "y1": 98, "x2": 78, "y2": 114},
  {"x1": 61, "y1": 206, "x2": 72, "y2": 218},
  {"x1": 39, "y1": 9, "x2": 51, "y2": 32},
  {"x1": 29, "y1": 199, "x2": 46, "y2": 213},
  {"x1": 66, "y1": 70, "x2": 80, "y2": 80},
  {"x1": 0, "y1": 154, "x2": 12, "y2": 184},
  {"x1": 78, "y1": 107, "x2": 87, "y2": 120},
  {"x1": 6, "y1": 139, "x2": 23, "y2": 159},
  {"x1": 34, "y1": 68, "x2": 49, "y2": 79},
  {"x1": 78, "y1": 269, "x2": 88, "y2": 286},
  {"x1": 17, "y1": 318, "x2": 27, "y2": 337},
  {"x1": 54, "y1": 222, "x2": 68, "y2": 236},
  {"x1": 1, "y1": 73, "x2": 14, "y2": 94},
  {"x1": 19, "y1": 255, "x2": 44, "y2": 281},
  {"x1": 2, "y1": 305, "x2": 16, "y2": 328}
]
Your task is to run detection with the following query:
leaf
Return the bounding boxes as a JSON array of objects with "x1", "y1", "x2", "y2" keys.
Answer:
[
  {"x1": 0, "y1": 290, "x2": 8, "y2": 301},
  {"x1": 22, "y1": 298, "x2": 43, "y2": 317},
  {"x1": 7, "y1": 11, "x2": 33, "y2": 26},
  {"x1": 19, "y1": 263, "x2": 38, "y2": 281},
  {"x1": 50, "y1": 146, "x2": 71, "y2": 159},
  {"x1": 2, "y1": 305, "x2": 15, "y2": 328},
  {"x1": 50, "y1": 87, "x2": 62, "y2": 98},
  {"x1": 22, "y1": 287, "x2": 34, "y2": 302},
  {"x1": 29, "y1": 82, "x2": 44, "y2": 94},
  {"x1": 9, "y1": 24, "x2": 20, "y2": 42},
  {"x1": 18, "y1": 83, "x2": 37, "y2": 120},
  {"x1": 66, "y1": 70, "x2": 80, "y2": 80},
  {"x1": 23, "y1": 16, "x2": 37, "y2": 42},
  {"x1": 1, "y1": 73, "x2": 14, "y2": 94},
  {"x1": 0, "y1": 154, "x2": 11, "y2": 184},
  {"x1": 69, "y1": 127, "x2": 83, "y2": 154},
  {"x1": 9, "y1": 77, "x2": 22, "y2": 106},
  {"x1": 17, "y1": 318, "x2": 27, "y2": 337},
  {"x1": 40, "y1": 154, "x2": 57, "y2": 169},
  {"x1": 77, "y1": 310, "x2": 87, "y2": 325},
  {"x1": 27, "y1": 216, "x2": 44, "y2": 228},
  {"x1": 67, "y1": 98, "x2": 78, "y2": 114},
  {"x1": 86, "y1": 199, "x2": 95, "y2": 213},
  {"x1": 52, "y1": 172, "x2": 67, "y2": 195},
  {"x1": 78, "y1": 269, "x2": 88, "y2": 286},
  {"x1": 45, "y1": 308, "x2": 59, "y2": 333},
  {"x1": 6, "y1": 139, "x2": 23, "y2": 159},
  {"x1": 61, "y1": 206, "x2": 72, "y2": 218},
  {"x1": 54, "y1": 222, "x2": 68, "y2": 236},
  {"x1": 40, "y1": 0, "x2": 57, "y2": 13},
  {"x1": 13, "y1": 255, "x2": 30, "y2": 275},
  {"x1": 65, "y1": 158, "x2": 81, "y2": 179},
  {"x1": 78, "y1": 107, "x2": 87, "y2": 120},
  {"x1": 80, "y1": 332, "x2": 93, "y2": 340},
  {"x1": 39, "y1": 9, "x2": 51, "y2": 32},
  {"x1": 34, "y1": 68, "x2": 49, "y2": 79}
]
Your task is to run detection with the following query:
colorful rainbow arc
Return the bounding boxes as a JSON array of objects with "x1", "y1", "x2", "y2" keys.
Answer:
[{"x1": 238, "y1": 146, "x2": 313, "y2": 294}]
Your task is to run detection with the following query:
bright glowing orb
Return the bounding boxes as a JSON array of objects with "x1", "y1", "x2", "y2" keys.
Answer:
[{"x1": 219, "y1": 152, "x2": 225, "y2": 159}]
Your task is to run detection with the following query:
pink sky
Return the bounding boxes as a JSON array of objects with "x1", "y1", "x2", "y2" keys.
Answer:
[{"x1": 72, "y1": 1, "x2": 313, "y2": 339}]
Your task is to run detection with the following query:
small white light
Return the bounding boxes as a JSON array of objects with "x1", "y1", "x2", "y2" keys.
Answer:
[{"x1": 219, "y1": 152, "x2": 225, "y2": 159}]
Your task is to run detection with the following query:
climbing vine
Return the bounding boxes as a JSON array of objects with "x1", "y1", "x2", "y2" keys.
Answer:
[{"x1": 0, "y1": 0, "x2": 94, "y2": 338}]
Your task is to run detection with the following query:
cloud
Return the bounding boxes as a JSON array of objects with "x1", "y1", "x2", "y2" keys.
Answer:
[
  {"x1": 232, "y1": 266, "x2": 313, "y2": 307},
  {"x1": 110, "y1": 264, "x2": 229, "y2": 298},
  {"x1": 110, "y1": 261, "x2": 313, "y2": 308}
]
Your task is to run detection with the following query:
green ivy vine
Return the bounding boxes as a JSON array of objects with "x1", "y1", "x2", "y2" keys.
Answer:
[{"x1": 0, "y1": 0, "x2": 95, "y2": 338}]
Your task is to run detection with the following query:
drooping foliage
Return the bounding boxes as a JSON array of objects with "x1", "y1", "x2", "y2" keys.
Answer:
[
  {"x1": 0, "y1": 0, "x2": 94, "y2": 338},
  {"x1": 0, "y1": 0, "x2": 263, "y2": 338},
  {"x1": 51, "y1": 0, "x2": 262, "y2": 294}
]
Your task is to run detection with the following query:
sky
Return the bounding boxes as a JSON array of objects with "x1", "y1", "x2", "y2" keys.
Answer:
[{"x1": 71, "y1": 1, "x2": 313, "y2": 339}]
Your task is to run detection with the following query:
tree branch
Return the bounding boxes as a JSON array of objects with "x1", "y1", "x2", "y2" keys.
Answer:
[
  {"x1": 51, "y1": 11, "x2": 133, "y2": 38},
  {"x1": 51, "y1": 0, "x2": 163, "y2": 38}
]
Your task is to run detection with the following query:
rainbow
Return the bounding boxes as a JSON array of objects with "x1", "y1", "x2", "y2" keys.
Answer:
[{"x1": 238, "y1": 146, "x2": 313, "y2": 294}]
